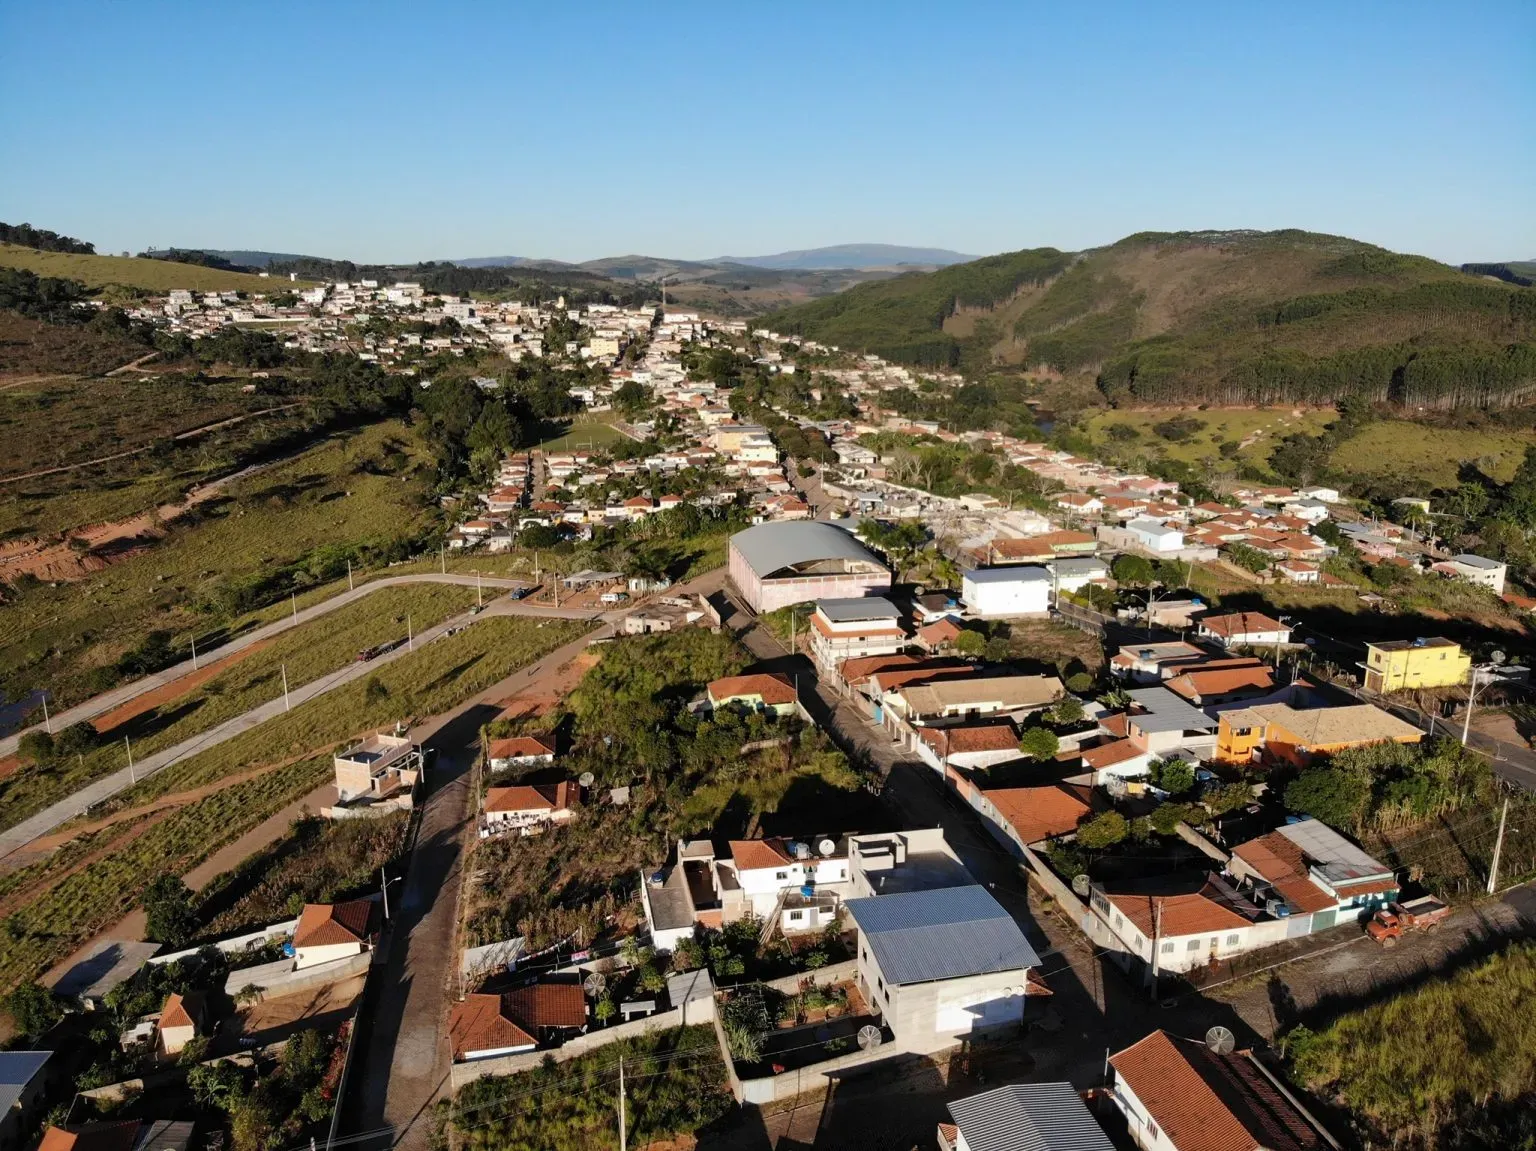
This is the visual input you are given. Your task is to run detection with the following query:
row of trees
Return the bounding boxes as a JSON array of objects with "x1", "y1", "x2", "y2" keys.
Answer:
[{"x1": 0, "y1": 221, "x2": 94, "y2": 253}]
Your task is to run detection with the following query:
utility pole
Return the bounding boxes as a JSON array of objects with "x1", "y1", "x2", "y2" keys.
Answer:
[
  {"x1": 477, "y1": 571, "x2": 483, "y2": 608},
  {"x1": 347, "y1": 558, "x2": 354, "y2": 592},
  {"x1": 291, "y1": 591, "x2": 298, "y2": 621},
  {"x1": 125, "y1": 736, "x2": 136, "y2": 784},
  {"x1": 440, "y1": 543, "x2": 446, "y2": 575},
  {"x1": 1462, "y1": 665, "x2": 1485, "y2": 746},
  {"x1": 408, "y1": 613, "x2": 414, "y2": 651},
  {"x1": 190, "y1": 634, "x2": 198, "y2": 672},
  {"x1": 1487, "y1": 795, "x2": 1511, "y2": 895},
  {"x1": 1149, "y1": 898, "x2": 1163, "y2": 998},
  {"x1": 281, "y1": 663, "x2": 291, "y2": 711},
  {"x1": 41, "y1": 694, "x2": 51, "y2": 735},
  {"x1": 381, "y1": 866, "x2": 391, "y2": 919},
  {"x1": 618, "y1": 1056, "x2": 627, "y2": 1151}
]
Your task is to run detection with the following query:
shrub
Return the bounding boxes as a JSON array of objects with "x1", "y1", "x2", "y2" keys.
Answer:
[
  {"x1": 1076, "y1": 811, "x2": 1129, "y2": 850},
  {"x1": 142, "y1": 874, "x2": 197, "y2": 947},
  {"x1": 4, "y1": 982, "x2": 63, "y2": 1040},
  {"x1": 1018, "y1": 727, "x2": 1060, "y2": 761}
]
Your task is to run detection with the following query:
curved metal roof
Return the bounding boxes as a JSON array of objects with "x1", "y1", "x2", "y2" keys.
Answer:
[{"x1": 729, "y1": 521, "x2": 884, "y2": 578}]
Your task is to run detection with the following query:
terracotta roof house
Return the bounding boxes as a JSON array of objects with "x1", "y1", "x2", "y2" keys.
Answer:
[
  {"x1": 1164, "y1": 664, "x2": 1276, "y2": 706},
  {"x1": 450, "y1": 979, "x2": 589, "y2": 1062},
  {"x1": 707, "y1": 672, "x2": 798, "y2": 716},
  {"x1": 157, "y1": 992, "x2": 206, "y2": 1056},
  {"x1": 1091, "y1": 877, "x2": 1263, "y2": 974},
  {"x1": 1229, "y1": 817, "x2": 1398, "y2": 932},
  {"x1": 487, "y1": 733, "x2": 557, "y2": 769},
  {"x1": 1109, "y1": 1029, "x2": 1333, "y2": 1150},
  {"x1": 38, "y1": 1123, "x2": 147, "y2": 1151},
  {"x1": 483, "y1": 782, "x2": 579, "y2": 835},
  {"x1": 975, "y1": 784, "x2": 1095, "y2": 854},
  {"x1": 914, "y1": 617, "x2": 966, "y2": 654},
  {"x1": 293, "y1": 900, "x2": 376, "y2": 970},
  {"x1": 1195, "y1": 612, "x2": 1291, "y2": 649}
]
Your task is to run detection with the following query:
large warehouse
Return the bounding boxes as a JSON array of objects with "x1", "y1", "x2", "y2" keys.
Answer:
[{"x1": 728, "y1": 521, "x2": 891, "y2": 613}]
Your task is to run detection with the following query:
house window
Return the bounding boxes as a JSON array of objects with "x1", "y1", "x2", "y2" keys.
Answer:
[
  {"x1": 775, "y1": 871, "x2": 788, "y2": 881},
  {"x1": 1186, "y1": 939, "x2": 1201, "y2": 951},
  {"x1": 883, "y1": 986, "x2": 891, "y2": 1004},
  {"x1": 1226, "y1": 933, "x2": 1241, "y2": 946},
  {"x1": 1161, "y1": 942, "x2": 1175, "y2": 954},
  {"x1": 1133, "y1": 933, "x2": 1143, "y2": 947},
  {"x1": 876, "y1": 977, "x2": 884, "y2": 993},
  {"x1": 788, "y1": 910, "x2": 803, "y2": 922},
  {"x1": 1147, "y1": 1120, "x2": 1160, "y2": 1140},
  {"x1": 1113, "y1": 913, "x2": 1123, "y2": 929}
]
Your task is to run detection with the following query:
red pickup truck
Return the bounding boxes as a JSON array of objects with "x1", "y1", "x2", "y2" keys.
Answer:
[{"x1": 1366, "y1": 896, "x2": 1451, "y2": 947}]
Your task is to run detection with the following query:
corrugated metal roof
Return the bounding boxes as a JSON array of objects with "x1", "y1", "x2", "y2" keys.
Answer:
[
  {"x1": 1125, "y1": 686, "x2": 1218, "y2": 734},
  {"x1": 963, "y1": 566, "x2": 1052, "y2": 585},
  {"x1": 844, "y1": 885, "x2": 1039, "y2": 984},
  {"x1": 1276, "y1": 817, "x2": 1391, "y2": 883},
  {"x1": 947, "y1": 1082, "x2": 1115, "y2": 1151},
  {"x1": 816, "y1": 596, "x2": 902, "y2": 622},
  {"x1": 0, "y1": 1050, "x2": 51, "y2": 1114},
  {"x1": 729, "y1": 521, "x2": 883, "y2": 578}
]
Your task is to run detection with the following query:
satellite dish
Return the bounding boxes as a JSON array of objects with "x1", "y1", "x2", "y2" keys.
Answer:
[
  {"x1": 1071, "y1": 873, "x2": 1092, "y2": 898},
  {"x1": 578, "y1": 771, "x2": 596, "y2": 787},
  {"x1": 817, "y1": 838, "x2": 836, "y2": 857},
  {"x1": 584, "y1": 972, "x2": 606, "y2": 997},
  {"x1": 1205, "y1": 1025, "x2": 1236, "y2": 1055},
  {"x1": 1491, "y1": 650, "x2": 1507, "y2": 666},
  {"x1": 857, "y1": 1024, "x2": 883, "y2": 1051}
]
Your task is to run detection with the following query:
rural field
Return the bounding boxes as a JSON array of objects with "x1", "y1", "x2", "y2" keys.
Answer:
[
  {"x1": 0, "y1": 582, "x2": 476, "y2": 832},
  {"x1": 532, "y1": 415, "x2": 633, "y2": 453},
  {"x1": 0, "y1": 243, "x2": 307, "y2": 293},
  {"x1": 1081, "y1": 407, "x2": 1336, "y2": 467},
  {"x1": 0, "y1": 420, "x2": 441, "y2": 709},
  {"x1": 1328, "y1": 420, "x2": 1536, "y2": 489},
  {"x1": 0, "y1": 614, "x2": 588, "y2": 991}
]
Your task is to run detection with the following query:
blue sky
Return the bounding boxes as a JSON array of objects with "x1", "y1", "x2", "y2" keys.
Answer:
[{"x1": 1, "y1": 1, "x2": 1531, "y2": 264}]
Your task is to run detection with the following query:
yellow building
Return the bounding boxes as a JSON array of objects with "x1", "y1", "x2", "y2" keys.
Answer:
[
  {"x1": 1215, "y1": 703, "x2": 1423, "y2": 769},
  {"x1": 1362, "y1": 637, "x2": 1470, "y2": 693}
]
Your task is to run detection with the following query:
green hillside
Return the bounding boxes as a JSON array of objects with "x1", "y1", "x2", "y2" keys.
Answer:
[
  {"x1": 764, "y1": 230, "x2": 1536, "y2": 409},
  {"x1": 0, "y1": 243, "x2": 308, "y2": 293}
]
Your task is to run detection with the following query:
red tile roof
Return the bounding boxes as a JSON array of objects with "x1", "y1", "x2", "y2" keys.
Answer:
[
  {"x1": 488, "y1": 734, "x2": 556, "y2": 761},
  {"x1": 160, "y1": 991, "x2": 203, "y2": 1030},
  {"x1": 1198, "y1": 611, "x2": 1287, "y2": 639},
  {"x1": 1110, "y1": 1030, "x2": 1327, "y2": 1151},
  {"x1": 729, "y1": 839, "x2": 793, "y2": 871},
  {"x1": 916, "y1": 723, "x2": 1020, "y2": 755},
  {"x1": 1165, "y1": 665, "x2": 1276, "y2": 702},
  {"x1": 1103, "y1": 888, "x2": 1250, "y2": 938},
  {"x1": 839, "y1": 654, "x2": 922, "y2": 685},
  {"x1": 39, "y1": 1125, "x2": 143, "y2": 1151},
  {"x1": 982, "y1": 784, "x2": 1094, "y2": 845},
  {"x1": 708, "y1": 672, "x2": 797, "y2": 707},
  {"x1": 1230, "y1": 834, "x2": 1336, "y2": 915},
  {"x1": 484, "y1": 782, "x2": 577, "y2": 813},
  {"x1": 1081, "y1": 738, "x2": 1145, "y2": 770},
  {"x1": 450, "y1": 993, "x2": 535, "y2": 1058},
  {"x1": 503, "y1": 980, "x2": 588, "y2": 1030},
  {"x1": 866, "y1": 663, "x2": 979, "y2": 693},
  {"x1": 294, "y1": 899, "x2": 375, "y2": 948}
]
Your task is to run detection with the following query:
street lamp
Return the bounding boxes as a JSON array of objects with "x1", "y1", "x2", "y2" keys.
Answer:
[{"x1": 381, "y1": 869, "x2": 404, "y2": 920}]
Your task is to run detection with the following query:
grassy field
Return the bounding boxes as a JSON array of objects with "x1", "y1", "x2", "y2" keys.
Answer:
[
  {"x1": 0, "y1": 583, "x2": 475, "y2": 832},
  {"x1": 0, "y1": 243, "x2": 308, "y2": 293},
  {"x1": 1287, "y1": 941, "x2": 1536, "y2": 1149},
  {"x1": 1329, "y1": 420, "x2": 1536, "y2": 489},
  {"x1": 1082, "y1": 407, "x2": 1336, "y2": 467},
  {"x1": 0, "y1": 756, "x2": 328, "y2": 992},
  {"x1": 97, "y1": 614, "x2": 590, "y2": 808},
  {"x1": 533, "y1": 416, "x2": 632, "y2": 453},
  {"x1": 0, "y1": 420, "x2": 441, "y2": 709}
]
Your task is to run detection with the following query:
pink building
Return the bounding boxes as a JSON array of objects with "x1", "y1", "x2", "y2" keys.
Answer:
[{"x1": 728, "y1": 522, "x2": 891, "y2": 613}]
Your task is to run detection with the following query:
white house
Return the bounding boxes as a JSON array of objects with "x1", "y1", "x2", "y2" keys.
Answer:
[
  {"x1": 1090, "y1": 883, "x2": 1263, "y2": 976},
  {"x1": 293, "y1": 900, "x2": 376, "y2": 970},
  {"x1": 718, "y1": 837, "x2": 851, "y2": 933},
  {"x1": 1122, "y1": 519, "x2": 1185, "y2": 553},
  {"x1": 482, "y1": 782, "x2": 578, "y2": 835},
  {"x1": 961, "y1": 567, "x2": 1052, "y2": 619},
  {"x1": 486, "y1": 734, "x2": 556, "y2": 771},
  {"x1": 845, "y1": 884, "x2": 1040, "y2": 1054},
  {"x1": 808, "y1": 597, "x2": 907, "y2": 674},
  {"x1": 1440, "y1": 553, "x2": 1507, "y2": 595},
  {"x1": 1195, "y1": 611, "x2": 1292, "y2": 649}
]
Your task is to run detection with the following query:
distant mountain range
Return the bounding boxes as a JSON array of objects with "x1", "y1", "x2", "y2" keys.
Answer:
[
  {"x1": 713, "y1": 244, "x2": 975, "y2": 270},
  {"x1": 451, "y1": 244, "x2": 974, "y2": 273}
]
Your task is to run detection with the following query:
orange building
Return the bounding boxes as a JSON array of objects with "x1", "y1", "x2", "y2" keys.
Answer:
[{"x1": 1215, "y1": 702, "x2": 1422, "y2": 768}]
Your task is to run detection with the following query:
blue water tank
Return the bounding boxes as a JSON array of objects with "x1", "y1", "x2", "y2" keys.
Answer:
[{"x1": 800, "y1": 884, "x2": 815, "y2": 898}]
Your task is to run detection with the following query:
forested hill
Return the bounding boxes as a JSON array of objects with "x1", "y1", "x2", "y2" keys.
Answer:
[{"x1": 763, "y1": 230, "x2": 1536, "y2": 411}]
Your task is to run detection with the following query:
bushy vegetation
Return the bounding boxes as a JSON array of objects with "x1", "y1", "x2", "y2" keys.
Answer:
[
  {"x1": 1283, "y1": 738, "x2": 1498, "y2": 836},
  {"x1": 447, "y1": 1026, "x2": 730, "y2": 1151},
  {"x1": 198, "y1": 813, "x2": 408, "y2": 938},
  {"x1": 0, "y1": 221, "x2": 95, "y2": 254},
  {"x1": 467, "y1": 630, "x2": 868, "y2": 950},
  {"x1": 1286, "y1": 942, "x2": 1536, "y2": 1150}
]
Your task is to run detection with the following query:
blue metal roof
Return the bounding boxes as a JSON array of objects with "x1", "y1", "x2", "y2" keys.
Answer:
[
  {"x1": 0, "y1": 1050, "x2": 51, "y2": 1115},
  {"x1": 844, "y1": 885, "x2": 1039, "y2": 984},
  {"x1": 948, "y1": 1082, "x2": 1115, "y2": 1151}
]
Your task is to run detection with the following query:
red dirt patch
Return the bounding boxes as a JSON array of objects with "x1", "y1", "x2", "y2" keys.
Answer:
[
  {"x1": 0, "y1": 755, "x2": 19, "y2": 782},
  {"x1": 92, "y1": 639, "x2": 272, "y2": 735}
]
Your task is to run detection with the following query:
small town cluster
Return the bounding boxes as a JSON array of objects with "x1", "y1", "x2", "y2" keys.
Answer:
[{"x1": 10, "y1": 279, "x2": 1529, "y2": 1151}]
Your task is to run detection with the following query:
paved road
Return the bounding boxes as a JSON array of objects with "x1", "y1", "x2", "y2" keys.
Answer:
[
  {"x1": 0, "y1": 573, "x2": 598, "y2": 759},
  {"x1": 0, "y1": 587, "x2": 618, "y2": 864}
]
